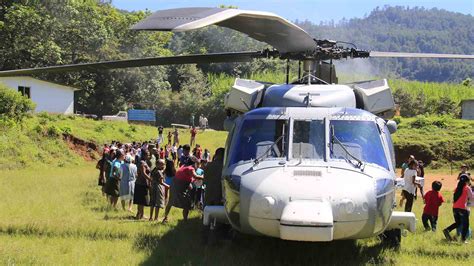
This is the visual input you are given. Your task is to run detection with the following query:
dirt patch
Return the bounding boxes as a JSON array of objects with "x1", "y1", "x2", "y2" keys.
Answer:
[
  {"x1": 63, "y1": 133, "x2": 99, "y2": 161},
  {"x1": 396, "y1": 168, "x2": 460, "y2": 191}
]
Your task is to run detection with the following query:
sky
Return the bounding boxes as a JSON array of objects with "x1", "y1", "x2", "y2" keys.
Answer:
[{"x1": 112, "y1": 0, "x2": 474, "y2": 23}]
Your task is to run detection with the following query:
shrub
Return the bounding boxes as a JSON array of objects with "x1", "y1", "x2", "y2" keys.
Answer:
[
  {"x1": 47, "y1": 125, "x2": 61, "y2": 137},
  {"x1": 0, "y1": 84, "x2": 36, "y2": 123},
  {"x1": 95, "y1": 124, "x2": 105, "y2": 132},
  {"x1": 61, "y1": 126, "x2": 72, "y2": 135},
  {"x1": 410, "y1": 115, "x2": 429, "y2": 128}
]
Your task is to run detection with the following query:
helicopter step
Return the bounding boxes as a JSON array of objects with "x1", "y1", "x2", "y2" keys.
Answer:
[{"x1": 385, "y1": 211, "x2": 416, "y2": 233}]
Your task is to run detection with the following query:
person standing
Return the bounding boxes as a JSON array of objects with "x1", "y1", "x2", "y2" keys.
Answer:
[
  {"x1": 179, "y1": 144, "x2": 192, "y2": 167},
  {"x1": 120, "y1": 155, "x2": 137, "y2": 212},
  {"x1": 96, "y1": 152, "x2": 107, "y2": 197},
  {"x1": 401, "y1": 155, "x2": 415, "y2": 178},
  {"x1": 443, "y1": 175, "x2": 473, "y2": 243},
  {"x1": 176, "y1": 145, "x2": 183, "y2": 167},
  {"x1": 157, "y1": 126, "x2": 164, "y2": 145},
  {"x1": 105, "y1": 150, "x2": 124, "y2": 209},
  {"x1": 458, "y1": 164, "x2": 471, "y2": 181},
  {"x1": 134, "y1": 150, "x2": 152, "y2": 220},
  {"x1": 422, "y1": 181, "x2": 444, "y2": 231},
  {"x1": 173, "y1": 128, "x2": 180, "y2": 145},
  {"x1": 149, "y1": 159, "x2": 169, "y2": 221},
  {"x1": 402, "y1": 160, "x2": 418, "y2": 212},
  {"x1": 416, "y1": 160, "x2": 425, "y2": 200},
  {"x1": 190, "y1": 126, "x2": 197, "y2": 147},
  {"x1": 162, "y1": 158, "x2": 203, "y2": 223},
  {"x1": 203, "y1": 148, "x2": 225, "y2": 207},
  {"x1": 167, "y1": 131, "x2": 172, "y2": 146}
]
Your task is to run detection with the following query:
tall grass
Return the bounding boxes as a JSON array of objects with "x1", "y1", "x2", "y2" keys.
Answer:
[{"x1": 389, "y1": 79, "x2": 474, "y2": 103}]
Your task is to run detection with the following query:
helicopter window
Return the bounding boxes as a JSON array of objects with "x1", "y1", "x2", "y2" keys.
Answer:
[
  {"x1": 292, "y1": 120, "x2": 325, "y2": 160},
  {"x1": 383, "y1": 125, "x2": 396, "y2": 170},
  {"x1": 228, "y1": 119, "x2": 287, "y2": 165},
  {"x1": 330, "y1": 120, "x2": 389, "y2": 170}
]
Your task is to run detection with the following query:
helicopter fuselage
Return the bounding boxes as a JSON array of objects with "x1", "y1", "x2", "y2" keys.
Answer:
[{"x1": 219, "y1": 107, "x2": 397, "y2": 241}]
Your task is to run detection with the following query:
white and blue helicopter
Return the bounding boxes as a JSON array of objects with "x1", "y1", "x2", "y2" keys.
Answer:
[{"x1": 1, "y1": 7, "x2": 472, "y2": 246}]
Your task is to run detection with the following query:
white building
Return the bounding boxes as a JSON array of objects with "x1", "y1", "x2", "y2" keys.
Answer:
[{"x1": 0, "y1": 76, "x2": 79, "y2": 114}]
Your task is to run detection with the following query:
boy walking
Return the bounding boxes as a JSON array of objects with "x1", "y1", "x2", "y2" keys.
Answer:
[{"x1": 422, "y1": 181, "x2": 444, "y2": 231}]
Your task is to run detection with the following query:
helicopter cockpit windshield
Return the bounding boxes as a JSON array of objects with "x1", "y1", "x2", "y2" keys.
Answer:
[
  {"x1": 228, "y1": 119, "x2": 287, "y2": 165},
  {"x1": 329, "y1": 120, "x2": 389, "y2": 170},
  {"x1": 292, "y1": 120, "x2": 325, "y2": 160}
]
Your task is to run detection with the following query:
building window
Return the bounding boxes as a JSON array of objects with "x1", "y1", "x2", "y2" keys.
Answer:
[{"x1": 18, "y1": 86, "x2": 31, "y2": 98}]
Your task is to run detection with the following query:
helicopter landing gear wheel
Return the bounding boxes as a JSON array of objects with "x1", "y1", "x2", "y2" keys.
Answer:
[{"x1": 380, "y1": 229, "x2": 401, "y2": 249}]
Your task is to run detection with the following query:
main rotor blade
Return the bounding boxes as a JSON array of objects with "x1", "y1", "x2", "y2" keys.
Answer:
[
  {"x1": 0, "y1": 52, "x2": 262, "y2": 77},
  {"x1": 132, "y1": 7, "x2": 316, "y2": 53},
  {"x1": 370, "y1": 51, "x2": 474, "y2": 59}
]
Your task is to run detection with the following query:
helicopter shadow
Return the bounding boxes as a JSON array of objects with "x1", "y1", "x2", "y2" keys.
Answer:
[{"x1": 135, "y1": 217, "x2": 395, "y2": 266}]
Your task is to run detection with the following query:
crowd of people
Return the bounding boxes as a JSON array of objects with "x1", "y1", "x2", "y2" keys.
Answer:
[
  {"x1": 95, "y1": 126, "x2": 224, "y2": 223},
  {"x1": 399, "y1": 155, "x2": 473, "y2": 243}
]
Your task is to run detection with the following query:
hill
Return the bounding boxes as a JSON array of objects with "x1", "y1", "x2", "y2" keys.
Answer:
[
  {"x1": 295, "y1": 6, "x2": 473, "y2": 82},
  {"x1": 0, "y1": 113, "x2": 227, "y2": 170}
]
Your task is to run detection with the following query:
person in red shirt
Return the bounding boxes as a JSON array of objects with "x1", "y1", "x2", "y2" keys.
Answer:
[
  {"x1": 190, "y1": 126, "x2": 197, "y2": 147},
  {"x1": 443, "y1": 175, "x2": 473, "y2": 243},
  {"x1": 422, "y1": 181, "x2": 444, "y2": 231},
  {"x1": 162, "y1": 156, "x2": 203, "y2": 223}
]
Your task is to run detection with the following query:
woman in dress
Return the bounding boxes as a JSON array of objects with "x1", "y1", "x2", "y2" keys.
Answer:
[
  {"x1": 149, "y1": 159, "x2": 169, "y2": 221},
  {"x1": 133, "y1": 150, "x2": 152, "y2": 220},
  {"x1": 105, "y1": 150, "x2": 124, "y2": 209},
  {"x1": 120, "y1": 155, "x2": 137, "y2": 212},
  {"x1": 162, "y1": 157, "x2": 203, "y2": 223}
]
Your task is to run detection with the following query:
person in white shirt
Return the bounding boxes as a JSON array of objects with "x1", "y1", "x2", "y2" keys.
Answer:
[{"x1": 402, "y1": 160, "x2": 418, "y2": 212}]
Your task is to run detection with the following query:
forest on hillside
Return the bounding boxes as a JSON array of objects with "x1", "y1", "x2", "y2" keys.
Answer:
[{"x1": 0, "y1": 1, "x2": 472, "y2": 123}]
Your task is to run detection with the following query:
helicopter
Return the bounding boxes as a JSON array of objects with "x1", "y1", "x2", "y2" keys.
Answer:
[{"x1": 1, "y1": 7, "x2": 473, "y2": 246}]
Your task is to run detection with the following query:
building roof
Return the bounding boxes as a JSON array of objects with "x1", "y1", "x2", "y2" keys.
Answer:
[{"x1": 0, "y1": 76, "x2": 81, "y2": 91}]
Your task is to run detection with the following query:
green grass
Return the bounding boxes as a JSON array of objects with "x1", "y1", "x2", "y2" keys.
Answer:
[
  {"x1": 389, "y1": 79, "x2": 474, "y2": 103},
  {"x1": 0, "y1": 165, "x2": 473, "y2": 265}
]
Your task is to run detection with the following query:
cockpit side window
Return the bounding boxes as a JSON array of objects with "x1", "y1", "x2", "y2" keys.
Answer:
[
  {"x1": 383, "y1": 124, "x2": 396, "y2": 171},
  {"x1": 228, "y1": 119, "x2": 287, "y2": 165},
  {"x1": 292, "y1": 120, "x2": 325, "y2": 160}
]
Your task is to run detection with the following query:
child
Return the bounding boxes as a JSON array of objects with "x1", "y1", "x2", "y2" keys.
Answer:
[
  {"x1": 422, "y1": 181, "x2": 444, "y2": 231},
  {"x1": 192, "y1": 160, "x2": 205, "y2": 209},
  {"x1": 443, "y1": 175, "x2": 473, "y2": 243}
]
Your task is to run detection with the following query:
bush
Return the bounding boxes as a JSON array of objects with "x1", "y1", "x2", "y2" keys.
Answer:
[
  {"x1": 0, "y1": 84, "x2": 36, "y2": 123},
  {"x1": 410, "y1": 115, "x2": 429, "y2": 128},
  {"x1": 47, "y1": 125, "x2": 61, "y2": 137}
]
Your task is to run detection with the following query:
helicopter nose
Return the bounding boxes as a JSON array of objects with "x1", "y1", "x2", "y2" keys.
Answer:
[{"x1": 279, "y1": 199, "x2": 334, "y2": 241}]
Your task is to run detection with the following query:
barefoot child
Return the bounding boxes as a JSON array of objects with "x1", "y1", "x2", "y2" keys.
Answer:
[{"x1": 422, "y1": 181, "x2": 444, "y2": 231}]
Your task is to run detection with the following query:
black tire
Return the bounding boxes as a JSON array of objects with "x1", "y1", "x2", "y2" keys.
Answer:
[{"x1": 380, "y1": 229, "x2": 401, "y2": 248}]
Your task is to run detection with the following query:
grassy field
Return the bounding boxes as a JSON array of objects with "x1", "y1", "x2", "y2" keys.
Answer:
[{"x1": 0, "y1": 164, "x2": 472, "y2": 265}]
